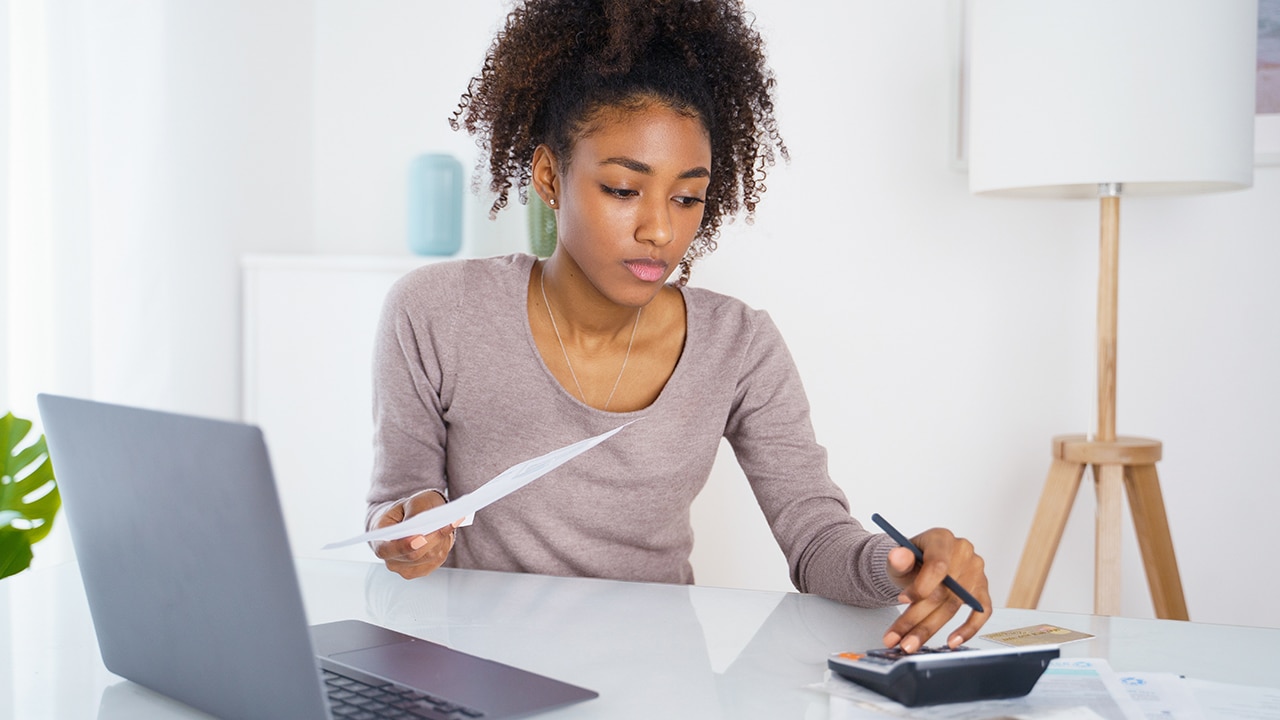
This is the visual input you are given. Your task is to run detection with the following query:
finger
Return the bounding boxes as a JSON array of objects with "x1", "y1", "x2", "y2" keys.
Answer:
[
  {"x1": 883, "y1": 585, "x2": 947, "y2": 645},
  {"x1": 885, "y1": 564, "x2": 983, "y2": 649},
  {"x1": 944, "y1": 577, "x2": 993, "y2": 647},
  {"x1": 906, "y1": 530, "x2": 956, "y2": 594},
  {"x1": 385, "y1": 513, "x2": 465, "y2": 556},
  {"x1": 372, "y1": 533, "x2": 428, "y2": 561},
  {"x1": 946, "y1": 608, "x2": 992, "y2": 648},
  {"x1": 402, "y1": 527, "x2": 455, "y2": 568},
  {"x1": 371, "y1": 490, "x2": 449, "y2": 557},
  {"x1": 902, "y1": 556, "x2": 952, "y2": 605},
  {"x1": 371, "y1": 504, "x2": 418, "y2": 561},
  {"x1": 373, "y1": 504, "x2": 407, "y2": 529},
  {"x1": 883, "y1": 583, "x2": 958, "y2": 650},
  {"x1": 382, "y1": 526, "x2": 456, "y2": 577},
  {"x1": 902, "y1": 566, "x2": 989, "y2": 649},
  {"x1": 374, "y1": 515, "x2": 454, "y2": 558},
  {"x1": 379, "y1": 522, "x2": 456, "y2": 561},
  {"x1": 896, "y1": 594, "x2": 964, "y2": 653},
  {"x1": 885, "y1": 546, "x2": 918, "y2": 586},
  {"x1": 937, "y1": 544, "x2": 988, "y2": 615}
]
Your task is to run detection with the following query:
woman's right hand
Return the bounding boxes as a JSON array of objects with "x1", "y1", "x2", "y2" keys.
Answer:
[{"x1": 371, "y1": 490, "x2": 461, "y2": 579}]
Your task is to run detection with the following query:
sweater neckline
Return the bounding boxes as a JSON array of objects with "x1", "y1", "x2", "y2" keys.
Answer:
[{"x1": 517, "y1": 253, "x2": 691, "y2": 416}]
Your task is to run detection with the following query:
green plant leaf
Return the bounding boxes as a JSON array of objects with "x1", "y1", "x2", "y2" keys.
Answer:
[
  {"x1": 1, "y1": 412, "x2": 61, "y2": 580},
  {"x1": 0, "y1": 529, "x2": 34, "y2": 580}
]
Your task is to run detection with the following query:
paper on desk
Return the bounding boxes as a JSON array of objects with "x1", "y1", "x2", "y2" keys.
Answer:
[
  {"x1": 324, "y1": 421, "x2": 637, "y2": 549},
  {"x1": 1114, "y1": 672, "x2": 1199, "y2": 719},
  {"x1": 825, "y1": 699, "x2": 1107, "y2": 720},
  {"x1": 1188, "y1": 678, "x2": 1280, "y2": 720},
  {"x1": 1116, "y1": 672, "x2": 1280, "y2": 720}
]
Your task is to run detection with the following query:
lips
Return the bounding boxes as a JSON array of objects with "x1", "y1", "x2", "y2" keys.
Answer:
[{"x1": 624, "y1": 259, "x2": 668, "y2": 283}]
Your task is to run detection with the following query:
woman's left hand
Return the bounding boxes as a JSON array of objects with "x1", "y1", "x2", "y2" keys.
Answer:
[{"x1": 882, "y1": 527, "x2": 991, "y2": 653}]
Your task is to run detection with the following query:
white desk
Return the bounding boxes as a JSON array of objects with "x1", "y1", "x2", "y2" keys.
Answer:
[{"x1": 3, "y1": 559, "x2": 1277, "y2": 719}]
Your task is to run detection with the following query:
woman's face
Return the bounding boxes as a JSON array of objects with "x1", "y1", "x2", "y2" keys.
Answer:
[{"x1": 549, "y1": 102, "x2": 712, "y2": 307}]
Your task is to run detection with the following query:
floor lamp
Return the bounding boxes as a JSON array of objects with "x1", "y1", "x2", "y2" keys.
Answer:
[{"x1": 966, "y1": 0, "x2": 1257, "y2": 618}]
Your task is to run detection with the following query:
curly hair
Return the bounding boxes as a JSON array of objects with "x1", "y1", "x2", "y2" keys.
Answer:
[{"x1": 450, "y1": 0, "x2": 787, "y2": 284}]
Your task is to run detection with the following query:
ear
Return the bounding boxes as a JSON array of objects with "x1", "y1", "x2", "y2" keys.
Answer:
[{"x1": 531, "y1": 144, "x2": 561, "y2": 208}]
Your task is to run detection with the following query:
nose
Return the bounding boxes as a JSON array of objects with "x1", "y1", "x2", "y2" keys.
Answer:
[{"x1": 635, "y1": 195, "x2": 673, "y2": 247}]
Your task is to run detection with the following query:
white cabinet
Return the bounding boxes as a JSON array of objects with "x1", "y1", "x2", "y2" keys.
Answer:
[{"x1": 241, "y1": 254, "x2": 446, "y2": 561}]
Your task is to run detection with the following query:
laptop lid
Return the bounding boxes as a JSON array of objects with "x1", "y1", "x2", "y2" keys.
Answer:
[{"x1": 38, "y1": 393, "x2": 331, "y2": 720}]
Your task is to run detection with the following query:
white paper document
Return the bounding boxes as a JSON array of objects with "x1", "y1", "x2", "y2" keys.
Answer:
[
  {"x1": 1098, "y1": 671, "x2": 1280, "y2": 720},
  {"x1": 1188, "y1": 678, "x2": 1280, "y2": 720},
  {"x1": 324, "y1": 421, "x2": 636, "y2": 549},
  {"x1": 1114, "y1": 672, "x2": 1201, "y2": 719}
]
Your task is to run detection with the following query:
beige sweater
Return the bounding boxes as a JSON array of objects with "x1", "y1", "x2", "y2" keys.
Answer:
[{"x1": 367, "y1": 253, "x2": 898, "y2": 607}]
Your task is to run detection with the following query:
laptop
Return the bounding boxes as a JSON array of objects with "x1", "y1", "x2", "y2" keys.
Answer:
[{"x1": 37, "y1": 393, "x2": 598, "y2": 720}]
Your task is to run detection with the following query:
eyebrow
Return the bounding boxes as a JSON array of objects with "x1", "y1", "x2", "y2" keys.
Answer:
[{"x1": 600, "y1": 156, "x2": 710, "y2": 180}]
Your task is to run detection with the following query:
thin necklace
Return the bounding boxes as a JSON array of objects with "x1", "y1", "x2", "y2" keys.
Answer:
[{"x1": 539, "y1": 268, "x2": 641, "y2": 410}]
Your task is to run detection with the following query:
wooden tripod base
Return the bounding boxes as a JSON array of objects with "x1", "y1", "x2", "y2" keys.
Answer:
[{"x1": 1006, "y1": 435, "x2": 1189, "y2": 620}]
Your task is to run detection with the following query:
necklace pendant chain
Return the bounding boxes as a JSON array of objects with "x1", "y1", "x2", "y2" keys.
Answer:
[{"x1": 540, "y1": 268, "x2": 642, "y2": 411}]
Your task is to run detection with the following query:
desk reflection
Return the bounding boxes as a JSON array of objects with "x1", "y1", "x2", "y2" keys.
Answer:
[
  {"x1": 79, "y1": 560, "x2": 909, "y2": 719},
  {"x1": 358, "y1": 563, "x2": 902, "y2": 718},
  {"x1": 97, "y1": 681, "x2": 215, "y2": 720}
]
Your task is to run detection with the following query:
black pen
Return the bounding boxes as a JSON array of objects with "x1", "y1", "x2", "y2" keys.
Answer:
[{"x1": 871, "y1": 513, "x2": 985, "y2": 614}]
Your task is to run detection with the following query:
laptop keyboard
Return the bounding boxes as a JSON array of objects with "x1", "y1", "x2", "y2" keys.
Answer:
[{"x1": 323, "y1": 668, "x2": 485, "y2": 719}]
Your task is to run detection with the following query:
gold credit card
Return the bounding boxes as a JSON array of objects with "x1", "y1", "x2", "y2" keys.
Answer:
[{"x1": 980, "y1": 624, "x2": 1094, "y2": 647}]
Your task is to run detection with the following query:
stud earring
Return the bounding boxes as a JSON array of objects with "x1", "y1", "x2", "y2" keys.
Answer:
[{"x1": 548, "y1": 198, "x2": 556, "y2": 206}]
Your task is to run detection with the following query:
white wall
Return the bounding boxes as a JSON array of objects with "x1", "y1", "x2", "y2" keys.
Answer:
[
  {"x1": 23, "y1": 0, "x2": 315, "y2": 419},
  {"x1": 313, "y1": 0, "x2": 528, "y2": 258},
  {"x1": 7, "y1": 0, "x2": 316, "y2": 568},
  {"x1": 12, "y1": 1, "x2": 1279, "y2": 629},
  {"x1": 76, "y1": 0, "x2": 317, "y2": 416}
]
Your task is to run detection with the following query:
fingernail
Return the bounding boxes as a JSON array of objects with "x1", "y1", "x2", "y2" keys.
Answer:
[
  {"x1": 948, "y1": 634, "x2": 963, "y2": 648},
  {"x1": 409, "y1": 536, "x2": 427, "y2": 550},
  {"x1": 883, "y1": 632, "x2": 900, "y2": 647},
  {"x1": 901, "y1": 637, "x2": 919, "y2": 653},
  {"x1": 897, "y1": 594, "x2": 910, "y2": 605}
]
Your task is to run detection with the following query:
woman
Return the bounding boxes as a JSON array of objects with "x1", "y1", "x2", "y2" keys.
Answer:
[{"x1": 367, "y1": 0, "x2": 989, "y2": 653}]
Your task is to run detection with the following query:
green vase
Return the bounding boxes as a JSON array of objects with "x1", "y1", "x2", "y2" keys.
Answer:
[{"x1": 527, "y1": 194, "x2": 557, "y2": 258}]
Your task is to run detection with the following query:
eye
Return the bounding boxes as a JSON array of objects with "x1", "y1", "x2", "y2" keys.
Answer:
[
  {"x1": 674, "y1": 195, "x2": 706, "y2": 208},
  {"x1": 601, "y1": 184, "x2": 638, "y2": 199}
]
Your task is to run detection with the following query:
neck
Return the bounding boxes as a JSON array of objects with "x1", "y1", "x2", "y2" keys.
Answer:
[{"x1": 538, "y1": 259, "x2": 642, "y2": 343}]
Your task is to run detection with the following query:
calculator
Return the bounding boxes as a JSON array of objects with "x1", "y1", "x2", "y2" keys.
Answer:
[{"x1": 827, "y1": 644, "x2": 1059, "y2": 707}]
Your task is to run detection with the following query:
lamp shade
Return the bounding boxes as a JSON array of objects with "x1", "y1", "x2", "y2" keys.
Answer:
[{"x1": 968, "y1": 0, "x2": 1257, "y2": 198}]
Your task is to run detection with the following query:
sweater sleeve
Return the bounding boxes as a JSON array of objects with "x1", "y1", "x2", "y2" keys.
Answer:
[
  {"x1": 723, "y1": 311, "x2": 901, "y2": 607},
  {"x1": 364, "y1": 265, "x2": 463, "y2": 530}
]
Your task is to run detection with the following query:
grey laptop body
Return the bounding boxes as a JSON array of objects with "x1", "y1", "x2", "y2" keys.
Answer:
[{"x1": 37, "y1": 393, "x2": 597, "y2": 720}]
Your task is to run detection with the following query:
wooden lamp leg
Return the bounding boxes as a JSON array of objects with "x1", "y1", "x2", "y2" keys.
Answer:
[
  {"x1": 1094, "y1": 463, "x2": 1125, "y2": 616},
  {"x1": 1124, "y1": 464, "x2": 1189, "y2": 620},
  {"x1": 1007, "y1": 458, "x2": 1086, "y2": 609}
]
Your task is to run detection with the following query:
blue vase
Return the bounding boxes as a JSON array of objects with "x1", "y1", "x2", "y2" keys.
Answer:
[{"x1": 407, "y1": 153, "x2": 463, "y2": 256}]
